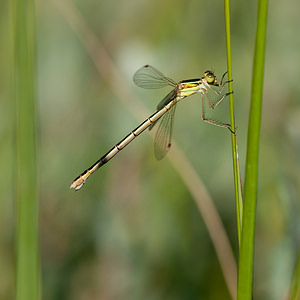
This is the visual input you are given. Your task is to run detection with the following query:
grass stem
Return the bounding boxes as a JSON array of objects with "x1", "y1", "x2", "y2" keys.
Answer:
[{"x1": 12, "y1": 0, "x2": 40, "y2": 299}]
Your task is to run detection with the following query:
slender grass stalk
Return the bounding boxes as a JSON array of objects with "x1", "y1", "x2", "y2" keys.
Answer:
[
  {"x1": 224, "y1": 0, "x2": 244, "y2": 247},
  {"x1": 237, "y1": 0, "x2": 268, "y2": 299},
  {"x1": 289, "y1": 251, "x2": 300, "y2": 300},
  {"x1": 12, "y1": 0, "x2": 39, "y2": 299}
]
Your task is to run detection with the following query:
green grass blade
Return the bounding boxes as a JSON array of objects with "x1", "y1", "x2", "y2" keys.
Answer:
[
  {"x1": 12, "y1": 0, "x2": 40, "y2": 299},
  {"x1": 224, "y1": 0, "x2": 244, "y2": 247},
  {"x1": 237, "y1": 0, "x2": 268, "y2": 299}
]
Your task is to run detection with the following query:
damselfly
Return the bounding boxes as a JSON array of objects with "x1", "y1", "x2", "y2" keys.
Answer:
[{"x1": 70, "y1": 65, "x2": 232, "y2": 191}]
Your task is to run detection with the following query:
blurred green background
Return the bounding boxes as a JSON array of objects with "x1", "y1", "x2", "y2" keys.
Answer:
[{"x1": 2, "y1": 0, "x2": 300, "y2": 299}]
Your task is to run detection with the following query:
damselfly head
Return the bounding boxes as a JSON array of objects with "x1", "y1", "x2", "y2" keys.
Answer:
[{"x1": 204, "y1": 71, "x2": 218, "y2": 85}]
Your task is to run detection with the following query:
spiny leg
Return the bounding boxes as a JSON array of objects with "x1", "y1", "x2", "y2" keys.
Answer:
[
  {"x1": 208, "y1": 79, "x2": 233, "y2": 96},
  {"x1": 201, "y1": 92, "x2": 235, "y2": 134},
  {"x1": 206, "y1": 91, "x2": 233, "y2": 110},
  {"x1": 219, "y1": 71, "x2": 228, "y2": 85},
  {"x1": 218, "y1": 71, "x2": 233, "y2": 87}
]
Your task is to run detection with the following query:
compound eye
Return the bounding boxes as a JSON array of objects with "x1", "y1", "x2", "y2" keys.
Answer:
[{"x1": 205, "y1": 71, "x2": 216, "y2": 84}]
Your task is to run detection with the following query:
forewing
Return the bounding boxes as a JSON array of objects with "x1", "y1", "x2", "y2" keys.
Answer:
[{"x1": 133, "y1": 65, "x2": 176, "y2": 89}]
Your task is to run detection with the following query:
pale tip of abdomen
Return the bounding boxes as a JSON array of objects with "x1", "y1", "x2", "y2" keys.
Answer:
[{"x1": 70, "y1": 177, "x2": 85, "y2": 191}]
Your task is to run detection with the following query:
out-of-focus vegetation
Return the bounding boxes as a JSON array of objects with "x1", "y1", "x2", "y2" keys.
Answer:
[
  {"x1": 2, "y1": 0, "x2": 300, "y2": 299},
  {"x1": 12, "y1": 0, "x2": 39, "y2": 300}
]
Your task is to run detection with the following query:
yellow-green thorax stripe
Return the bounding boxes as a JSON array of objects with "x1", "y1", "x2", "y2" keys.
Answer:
[{"x1": 179, "y1": 79, "x2": 204, "y2": 98}]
